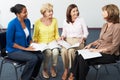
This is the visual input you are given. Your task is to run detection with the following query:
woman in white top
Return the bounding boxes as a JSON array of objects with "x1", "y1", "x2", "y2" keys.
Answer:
[{"x1": 60, "y1": 4, "x2": 89, "y2": 80}]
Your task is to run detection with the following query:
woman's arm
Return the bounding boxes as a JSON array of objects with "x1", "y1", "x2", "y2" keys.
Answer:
[
  {"x1": 13, "y1": 43, "x2": 34, "y2": 51},
  {"x1": 103, "y1": 24, "x2": 120, "y2": 54},
  {"x1": 80, "y1": 18, "x2": 89, "y2": 38},
  {"x1": 32, "y1": 21, "x2": 39, "y2": 42},
  {"x1": 54, "y1": 18, "x2": 60, "y2": 40}
]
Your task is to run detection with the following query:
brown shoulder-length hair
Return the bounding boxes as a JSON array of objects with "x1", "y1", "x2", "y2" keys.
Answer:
[
  {"x1": 102, "y1": 4, "x2": 120, "y2": 24},
  {"x1": 66, "y1": 4, "x2": 79, "y2": 23}
]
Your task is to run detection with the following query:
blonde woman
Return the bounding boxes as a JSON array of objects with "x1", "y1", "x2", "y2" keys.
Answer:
[{"x1": 32, "y1": 3, "x2": 60, "y2": 79}]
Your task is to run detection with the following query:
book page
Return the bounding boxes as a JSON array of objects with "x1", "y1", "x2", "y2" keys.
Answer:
[
  {"x1": 57, "y1": 40, "x2": 71, "y2": 49},
  {"x1": 57, "y1": 40, "x2": 80, "y2": 49},
  {"x1": 30, "y1": 41, "x2": 60, "y2": 51},
  {"x1": 30, "y1": 43, "x2": 48, "y2": 51},
  {"x1": 71, "y1": 43, "x2": 80, "y2": 48},
  {"x1": 48, "y1": 40, "x2": 61, "y2": 49},
  {"x1": 77, "y1": 49, "x2": 102, "y2": 59}
]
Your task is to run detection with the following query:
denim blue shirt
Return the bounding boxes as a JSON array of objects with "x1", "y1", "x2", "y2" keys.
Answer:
[{"x1": 6, "y1": 17, "x2": 32, "y2": 53}]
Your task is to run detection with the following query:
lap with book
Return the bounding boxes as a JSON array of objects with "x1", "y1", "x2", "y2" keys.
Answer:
[
  {"x1": 77, "y1": 49, "x2": 102, "y2": 59},
  {"x1": 57, "y1": 40, "x2": 80, "y2": 49},
  {"x1": 30, "y1": 40, "x2": 61, "y2": 51}
]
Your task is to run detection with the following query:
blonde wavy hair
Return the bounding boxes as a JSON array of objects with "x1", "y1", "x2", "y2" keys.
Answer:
[{"x1": 40, "y1": 3, "x2": 53, "y2": 15}]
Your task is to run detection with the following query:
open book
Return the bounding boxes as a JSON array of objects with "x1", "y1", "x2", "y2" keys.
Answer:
[
  {"x1": 77, "y1": 49, "x2": 102, "y2": 59},
  {"x1": 30, "y1": 40, "x2": 61, "y2": 51},
  {"x1": 57, "y1": 40, "x2": 80, "y2": 49}
]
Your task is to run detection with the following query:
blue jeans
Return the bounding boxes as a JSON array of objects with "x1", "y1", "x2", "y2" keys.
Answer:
[{"x1": 7, "y1": 50, "x2": 44, "y2": 80}]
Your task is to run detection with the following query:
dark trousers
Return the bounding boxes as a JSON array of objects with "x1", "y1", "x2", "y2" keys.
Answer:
[
  {"x1": 71, "y1": 52, "x2": 116, "y2": 80},
  {"x1": 8, "y1": 50, "x2": 44, "y2": 80}
]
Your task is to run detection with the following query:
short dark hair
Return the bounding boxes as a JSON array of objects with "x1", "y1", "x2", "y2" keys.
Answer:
[
  {"x1": 102, "y1": 4, "x2": 119, "y2": 23},
  {"x1": 10, "y1": 4, "x2": 26, "y2": 14},
  {"x1": 66, "y1": 4, "x2": 79, "y2": 23}
]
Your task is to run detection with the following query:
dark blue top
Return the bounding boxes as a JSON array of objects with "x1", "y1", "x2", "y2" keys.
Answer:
[{"x1": 6, "y1": 17, "x2": 32, "y2": 53}]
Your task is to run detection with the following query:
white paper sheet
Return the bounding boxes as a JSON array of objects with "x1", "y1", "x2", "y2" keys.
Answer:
[
  {"x1": 77, "y1": 49, "x2": 102, "y2": 59},
  {"x1": 57, "y1": 40, "x2": 80, "y2": 49},
  {"x1": 30, "y1": 40, "x2": 60, "y2": 51}
]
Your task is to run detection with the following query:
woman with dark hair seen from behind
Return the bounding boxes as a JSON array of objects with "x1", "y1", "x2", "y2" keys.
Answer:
[
  {"x1": 6, "y1": 4, "x2": 43, "y2": 80},
  {"x1": 68, "y1": 4, "x2": 120, "y2": 80},
  {"x1": 60, "y1": 4, "x2": 89, "y2": 80}
]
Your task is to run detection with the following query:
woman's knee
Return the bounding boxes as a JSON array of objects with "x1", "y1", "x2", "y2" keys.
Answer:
[
  {"x1": 52, "y1": 48, "x2": 59, "y2": 55},
  {"x1": 61, "y1": 48, "x2": 67, "y2": 55},
  {"x1": 28, "y1": 55, "x2": 38, "y2": 64},
  {"x1": 38, "y1": 53, "x2": 44, "y2": 61},
  {"x1": 68, "y1": 49, "x2": 75, "y2": 54},
  {"x1": 44, "y1": 49, "x2": 52, "y2": 57}
]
